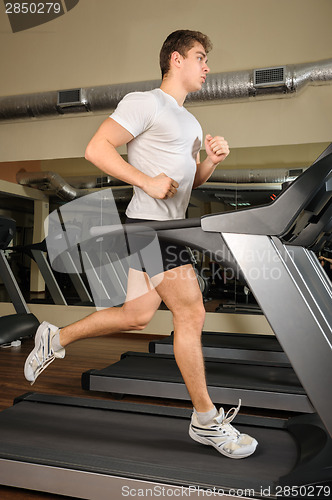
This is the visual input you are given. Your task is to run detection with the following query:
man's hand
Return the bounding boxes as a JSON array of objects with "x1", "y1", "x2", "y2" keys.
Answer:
[
  {"x1": 142, "y1": 173, "x2": 179, "y2": 200},
  {"x1": 205, "y1": 134, "x2": 230, "y2": 165}
]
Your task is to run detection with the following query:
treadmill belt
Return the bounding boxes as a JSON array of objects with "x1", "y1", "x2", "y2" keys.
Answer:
[
  {"x1": 150, "y1": 332, "x2": 284, "y2": 352},
  {"x1": 91, "y1": 352, "x2": 304, "y2": 395},
  {"x1": 0, "y1": 393, "x2": 297, "y2": 492}
]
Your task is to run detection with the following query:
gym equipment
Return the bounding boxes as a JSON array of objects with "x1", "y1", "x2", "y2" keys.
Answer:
[
  {"x1": 0, "y1": 216, "x2": 28, "y2": 315},
  {"x1": 10, "y1": 239, "x2": 93, "y2": 306},
  {"x1": 0, "y1": 145, "x2": 331, "y2": 498},
  {"x1": 83, "y1": 351, "x2": 310, "y2": 412},
  {"x1": 215, "y1": 302, "x2": 262, "y2": 314},
  {"x1": 0, "y1": 313, "x2": 40, "y2": 346},
  {"x1": 0, "y1": 393, "x2": 330, "y2": 499},
  {"x1": 0, "y1": 216, "x2": 39, "y2": 345},
  {"x1": 82, "y1": 146, "x2": 332, "y2": 428},
  {"x1": 149, "y1": 331, "x2": 289, "y2": 363}
]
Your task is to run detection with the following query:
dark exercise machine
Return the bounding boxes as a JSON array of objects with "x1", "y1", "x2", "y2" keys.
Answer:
[
  {"x1": 83, "y1": 351, "x2": 308, "y2": 412},
  {"x1": 0, "y1": 216, "x2": 39, "y2": 345},
  {"x1": 10, "y1": 239, "x2": 93, "y2": 306},
  {"x1": 150, "y1": 331, "x2": 289, "y2": 363},
  {"x1": 0, "y1": 146, "x2": 331, "y2": 498}
]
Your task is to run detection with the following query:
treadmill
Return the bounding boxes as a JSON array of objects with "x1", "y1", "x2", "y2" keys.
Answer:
[
  {"x1": 0, "y1": 216, "x2": 39, "y2": 345},
  {"x1": 149, "y1": 331, "x2": 289, "y2": 363},
  {"x1": 0, "y1": 392, "x2": 331, "y2": 499},
  {"x1": 82, "y1": 351, "x2": 309, "y2": 412},
  {"x1": 82, "y1": 147, "x2": 332, "y2": 416},
  {"x1": 0, "y1": 146, "x2": 332, "y2": 498},
  {"x1": 10, "y1": 239, "x2": 93, "y2": 306}
]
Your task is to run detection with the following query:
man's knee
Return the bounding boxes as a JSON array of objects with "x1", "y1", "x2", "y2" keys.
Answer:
[
  {"x1": 121, "y1": 306, "x2": 153, "y2": 331},
  {"x1": 173, "y1": 301, "x2": 206, "y2": 327}
]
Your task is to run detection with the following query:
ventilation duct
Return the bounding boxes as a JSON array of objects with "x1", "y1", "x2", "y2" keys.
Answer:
[
  {"x1": 16, "y1": 170, "x2": 132, "y2": 201},
  {"x1": 57, "y1": 88, "x2": 89, "y2": 114},
  {"x1": 254, "y1": 66, "x2": 285, "y2": 87},
  {"x1": 16, "y1": 167, "x2": 302, "y2": 201},
  {"x1": 1, "y1": 58, "x2": 331, "y2": 121},
  {"x1": 209, "y1": 167, "x2": 304, "y2": 184},
  {"x1": 16, "y1": 170, "x2": 90, "y2": 200},
  {"x1": 191, "y1": 58, "x2": 332, "y2": 104},
  {"x1": 64, "y1": 175, "x2": 126, "y2": 189}
]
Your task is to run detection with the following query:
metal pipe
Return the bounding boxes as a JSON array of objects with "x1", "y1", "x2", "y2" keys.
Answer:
[
  {"x1": 16, "y1": 171, "x2": 90, "y2": 201},
  {"x1": 16, "y1": 170, "x2": 134, "y2": 201},
  {"x1": 209, "y1": 167, "x2": 304, "y2": 183},
  {"x1": 1, "y1": 58, "x2": 331, "y2": 121},
  {"x1": 17, "y1": 165, "x2": 303, "y2": 201}
]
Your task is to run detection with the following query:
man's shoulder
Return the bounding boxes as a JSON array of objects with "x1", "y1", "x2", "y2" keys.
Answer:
[{"x1": 121, "y1": 89, "x2": 160, "y2": 104}]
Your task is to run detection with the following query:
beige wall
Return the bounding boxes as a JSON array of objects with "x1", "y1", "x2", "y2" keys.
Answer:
[
  {"x1": 0, "y1": 160, "x2": 41, "y2": 182},
  {"x1": 0, "y1": 0, "x2": 331, "y2": 164},
  {"x1": 1, "y1": 0, "x2": 332, "y2": 93}
]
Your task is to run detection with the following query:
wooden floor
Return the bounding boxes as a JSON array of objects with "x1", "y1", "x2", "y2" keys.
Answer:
[{"x1": 0, "y1": 330, "x2": 190, "y2": 499}]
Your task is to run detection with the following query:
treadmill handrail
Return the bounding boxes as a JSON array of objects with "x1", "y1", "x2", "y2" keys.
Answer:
[
  {"x1": 201, "y1": 151, "x2": 332, "y2": 241},
  {"x1": 88, "y1": 149, "x2": 332, "y2": 248}
]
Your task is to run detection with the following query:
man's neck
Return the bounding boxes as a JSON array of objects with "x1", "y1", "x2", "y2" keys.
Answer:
[{"x1": 160, "y1": 78, "x2": 187, "y2": 107}]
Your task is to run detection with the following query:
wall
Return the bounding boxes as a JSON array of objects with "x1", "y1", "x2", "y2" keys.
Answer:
[
  {"x1": 0, "y1": 0, "x2": 331, "y2": 164},
  {"x1": 0, "y1": 160, "x2": 41, "y2": 182},
  {"x1": 1, "y1": 0, "x2": 331, "y2": 92},
  {"x1": 0, "y1": 0, "x2": 331, "y2": 308}
]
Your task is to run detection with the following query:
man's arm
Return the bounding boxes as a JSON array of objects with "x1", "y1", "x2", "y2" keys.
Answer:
[
  {"x1": 193, "y1": 134, "x2": 229, "y2": 189},
  {"x1": 319, "y1": 256, "x2": 332, "y2": 265},
  {"x1": 85, "y1": 117, "x2": 178, "y2": 200}
]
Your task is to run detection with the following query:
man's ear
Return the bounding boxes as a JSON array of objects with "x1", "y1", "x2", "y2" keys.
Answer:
[{"x1": 170, "y1": 51, "x2": 183, "y2": 69}]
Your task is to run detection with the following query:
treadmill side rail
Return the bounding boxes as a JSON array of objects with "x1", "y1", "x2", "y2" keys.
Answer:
[
  {"x1": 222, "y1": 233, "x2": 332, "y2": 437},
  {"x1": 0, "y1": 459, "x2": 229, "y2": 500},
  {"x1": 0, "y1": 394, "x2": 331, "y2": 499}
]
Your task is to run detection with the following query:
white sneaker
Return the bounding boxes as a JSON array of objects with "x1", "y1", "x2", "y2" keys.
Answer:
[
  {"x1": 189, "y1": 400, "x2": 258, "y2": 459},
  {"x1": 24, "y1": 321, "x2": 65, "y2": 385}
]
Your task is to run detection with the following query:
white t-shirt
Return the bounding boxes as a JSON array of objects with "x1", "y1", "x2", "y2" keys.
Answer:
[{"x1": 110, "y1": 88, "x2": 202, "y2": 220}]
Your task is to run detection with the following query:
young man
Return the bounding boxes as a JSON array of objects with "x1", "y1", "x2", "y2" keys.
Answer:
[{"x1": 25, "y1": 30, "x2": 258, "y2": 459}]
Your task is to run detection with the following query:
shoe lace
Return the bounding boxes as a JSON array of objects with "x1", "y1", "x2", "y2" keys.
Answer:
[
  {"x1": 223, "y1": 399, "x2": 241, "y2": 424},
  {"x1": 214, "y1": 399, "x2": 242, "y2": 438}
]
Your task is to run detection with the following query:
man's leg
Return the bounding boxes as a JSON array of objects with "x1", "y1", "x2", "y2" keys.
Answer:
[
  {"x1": 59, "y1": 268, "x2": 162, "y2": 346},
  {"x1": 152, "y1": 264, "x2": 213, "y2": 413},
  {"x1": 24, "y1": 268, "x2": 162, "y2": 383},
  {"x1": 152, "y1": 263, "x2": 258, "y2": 459}
]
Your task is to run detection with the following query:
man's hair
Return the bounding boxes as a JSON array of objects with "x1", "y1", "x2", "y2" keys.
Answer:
[{"x1": 159, "y1": 30, "x2": 212, "y2": 78}]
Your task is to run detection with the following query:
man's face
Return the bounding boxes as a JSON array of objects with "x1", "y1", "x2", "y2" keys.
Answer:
[{"x1": 180, "y1": 42, "x2": 210, "y2": 93}]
